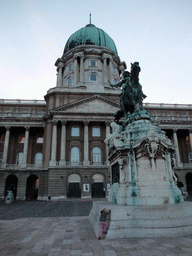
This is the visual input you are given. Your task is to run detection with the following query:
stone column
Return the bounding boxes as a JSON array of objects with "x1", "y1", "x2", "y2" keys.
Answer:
[
  {"x1": 173, "y1": 129, "x2": 182, "y2": 167},
  {"x1": 57, "y1": 67, "x2": 63, "y2": 87},
  {"x1": 23, "y1": 126, "x2": 30, "y2": 167},
  {"x1": 83, "y1": 121, "x2": 90, "y2": 166},
  {"x1": 73, "y1": 57, "x2": 78, "y2": 85},
  {"x1": 50, "y1": 120, "x2": 57, "y2": 166},
  {"x1": 105, "y1": 122, "x2": 110, "y2": 165},
  {"x1": 2, "y1": 126, "x2": 10, "y2": 166},
  {"x1": 189, "y1": 129, "x2": 192, "y2": 152},
  {"x1": 80, "y1": 56, "x2": 84, "y2": 83},
  {"x1": 103, "y1": 58, "x2": 108, "y2": 84},
  {"x1": 109, "y1": 58, "x2": 113, "y2": 83},
  {"x1": 59, "y1": 120, "x2": 67, "y2": 166}
]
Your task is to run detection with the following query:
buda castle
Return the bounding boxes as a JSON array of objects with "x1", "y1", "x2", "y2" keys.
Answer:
[{"x1": 0, "y1": 22, "x2": 192, "y2": 200}]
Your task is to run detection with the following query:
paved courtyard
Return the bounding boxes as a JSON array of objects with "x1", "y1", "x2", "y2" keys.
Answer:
[{"x1": 1, "y1": 200, "x2": 192, "y2": 255}]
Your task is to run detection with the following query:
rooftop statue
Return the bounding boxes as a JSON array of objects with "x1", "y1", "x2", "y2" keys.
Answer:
[{"x1": 109, "y1": 62, "x2": 147, "y2": 123}]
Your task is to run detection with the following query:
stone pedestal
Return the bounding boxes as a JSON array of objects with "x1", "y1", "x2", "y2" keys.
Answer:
[
  {"x1": 89, "y1": 110, "x2": 192, "y2": 238},
  {"x1": 106, "y1": 110, "x2": 183, "y2": 206},
  {"x1": 89, "y1": 201, "x2": 192, "y2": 238}
]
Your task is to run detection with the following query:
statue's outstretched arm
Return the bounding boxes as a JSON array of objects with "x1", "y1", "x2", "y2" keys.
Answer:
[{"x1": 108, "y1": 80, "x2": 122, "y2": 89}]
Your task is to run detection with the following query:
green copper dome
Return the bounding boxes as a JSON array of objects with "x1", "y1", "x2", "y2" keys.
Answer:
[{"x1": 64, "y1": 24, "x2": 118, "y2": 54}]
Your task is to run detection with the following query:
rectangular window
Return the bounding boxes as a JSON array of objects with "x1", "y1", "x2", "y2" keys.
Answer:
[
  {"x1": 90, "y1": 60, "x2": 97, "y2": 67},
  {"x1": 92, "y1": 127, "x2": 100, "y2": 137}
]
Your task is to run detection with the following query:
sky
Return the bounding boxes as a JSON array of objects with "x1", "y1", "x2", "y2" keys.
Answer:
[{"x1": 0, "y1": 0, "x2": 192, "y2": 104}]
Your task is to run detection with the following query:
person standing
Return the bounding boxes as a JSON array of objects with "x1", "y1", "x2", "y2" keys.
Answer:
[{"x1": 98, "y1": 208, "x2": 111, "y2": 239}]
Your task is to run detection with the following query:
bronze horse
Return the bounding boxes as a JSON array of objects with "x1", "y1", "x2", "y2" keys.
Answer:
[{"x1": 109, "y1": 62, "x2": 146, "y2": 123}]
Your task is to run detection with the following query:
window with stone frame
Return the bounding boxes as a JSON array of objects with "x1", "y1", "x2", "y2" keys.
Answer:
[
  {"x1": 68, "y1": 63, "x2": 73, "y2": 72},
  {"x1": 1, "y1": 134, "x2": 6, "y2": 143},
  {"x1": 90, "y1": 73, "x2": 97, "y2": 82},
  {"x1": 67, "y1": 76, "x2": 72, "y2": 86},
  {"x1": 92, "y1": 147, "x2": 101, "y2": 164},
  {"x1": 71, "y1": 147, "x2": 80, "y2": 163},
  {"x1": 36, "y1": 134, "x2": 43, "y2": 143},
  {"x1": 19, "y1": 134, "x2": 25, "y2": 143},
  {"x1": 113, "y1": 66, "x2": 117, "y2": 74},
  {"x1": 35, "y1": 152, "x2": 43, "y2": 165},
  {"x1": 16, "y1": 152, "x2": 24, "y2": 164},
  {"x1": 92, "y1": 127, "x2": 100, "y2": 137},
  {"x1": 90, "y1": 60, "x2": 97, "y2": 67},
  {"x1": 71, "y1": 126, "x2": 80, "y2": 136}
]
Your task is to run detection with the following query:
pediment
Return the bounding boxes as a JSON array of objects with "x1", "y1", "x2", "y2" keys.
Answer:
[{"x1": 51, "y1": 95, "x2": 120, "y2": 115}]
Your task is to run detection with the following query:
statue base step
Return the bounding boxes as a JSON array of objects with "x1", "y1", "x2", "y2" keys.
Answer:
[{"x1": 89, "y1": 201, "x2": 192, "y2": 239}]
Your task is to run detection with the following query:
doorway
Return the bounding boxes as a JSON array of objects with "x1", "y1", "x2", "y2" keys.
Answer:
[
  {"x1": 92, "y1": 174, "x2": 105, "y2": 198},
  {"x1": 186, "y1": 173, "x2": 192, "y2": 196},
  {"x1": 67, "y1": 174, "x2": 81, "y2": 198},
  {"x1": 4, "y1": 175, "x2": 18, "y2": 199},
  {"x1": 26, "y1": 175, "x2": 39, "y2": 200}
]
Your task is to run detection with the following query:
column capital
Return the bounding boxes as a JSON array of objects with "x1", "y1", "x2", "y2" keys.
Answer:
[
  {"x1": 105, "y1": 121, "x2": 111, "y2": 126},
  {"x1": 173, "y1": 128, "x2": 178, "y2": 133},
  {"x1": 5, "y1": 126, "x2": 11, "y2": 131},
  {"x1": 52, "y1": 120, "x2": 58, "y2": 126},
  {"x1": 25, "y1": 126, "x2": 30, "y2": 131},
  {"x1": 83, "y1": 121, "x2": 89, "y2": 126},
  {"x1": 189, "y1": 129, "x2": 192, "y2": 134},
  {"x1": 61, "y1": 120, "x2": 67, "y2": 126}
]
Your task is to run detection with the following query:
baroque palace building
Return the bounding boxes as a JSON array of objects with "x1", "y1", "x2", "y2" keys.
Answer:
[{"x1": 0, "y1": 23, "x2": 192, "y2": 201}]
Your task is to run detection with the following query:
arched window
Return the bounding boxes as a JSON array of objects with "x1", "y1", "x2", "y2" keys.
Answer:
[
  {"x1": 16, "y1": 152, "x2": 24, "y2": 164},
  {"x1": 68, "y1": 64, "x2": 73, "y2": 71},
  {"x1": 36, "y1": 134, "x2": 43, "y2": 143},
  {"x1": 92, "y1": 127, "x2": 100, "y2": 137},
  {"x1": 71, "y1": 147, "x2": 80, "y2": 163},
  {"x1": 113, "y1": 66, "x2": 117, "y2": 74},
  {"x1": 35, "y1": 153, "x2": 43, "y2": 165},
  {"x1": 19, "y1": 134, "x2": 25, "y2": 143},
  {"x1": 92, "y1": 147, "x2": 101, "y2": 164},
  {"x1": 67, "y1": 76, "x2": 72, "y2": 86},
  {"x1": 90, "y1": 73, "x2": 97, "y2": 82},
  {"x1": 1, "y1": 134, "x2": 6, "y2": 143},
  {"x1": 71, "y1": 126, "x2": 80, "y2": 136}
]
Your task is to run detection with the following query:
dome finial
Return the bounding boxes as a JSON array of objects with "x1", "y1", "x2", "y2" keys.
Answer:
[{"x1": 89, "y1": 13, "x2": 91, "y2": 24}]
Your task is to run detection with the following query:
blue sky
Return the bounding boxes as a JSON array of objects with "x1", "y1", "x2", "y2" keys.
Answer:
[{"x1": 0, "y1": 0, "x2": 191, "y2": 104}]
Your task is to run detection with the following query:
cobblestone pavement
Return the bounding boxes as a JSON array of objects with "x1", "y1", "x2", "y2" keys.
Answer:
[
  {"x1": 1, "y1": 200, "x2": 192, "y2": 255},
  {"x1": 0, "y1": 200, "x2": 94, "y2": 220}
]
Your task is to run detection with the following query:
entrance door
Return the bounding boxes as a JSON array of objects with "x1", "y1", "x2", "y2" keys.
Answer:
[
  {"x1": 68, "y1": 183, "x2": 81, "y2": 198},
  {"x1": 186, "y1": 173, "x2": 192, "y2": 196},
  {"x1": 67, "y1": 174, "x2": 81, "y2": 198},
  {"x1": 4, "y1": 175, "x2": 18, "y2": 199},
  {"x1": 26, "y1": 175, "x2": 39, "y2": 200},
  {"x1": 92, "y1": 183, "x2": 104, "y2": 198},
  {"x1": 92, "y1": 174, "x2": 105, "y2": 198}
]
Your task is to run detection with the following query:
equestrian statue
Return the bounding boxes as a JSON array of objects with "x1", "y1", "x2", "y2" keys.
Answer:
[{"x1": 108, "y1": 62, "x2": 147, "y2": 123}]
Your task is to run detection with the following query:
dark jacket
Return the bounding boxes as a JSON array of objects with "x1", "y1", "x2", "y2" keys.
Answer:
[{"x1": 99, "y1": 210, "x2": 110, "y2": 222}]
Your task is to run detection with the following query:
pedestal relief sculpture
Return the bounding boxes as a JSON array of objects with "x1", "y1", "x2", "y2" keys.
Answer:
[{"x1": 89, "y1": 62, "x2": 192, "y2": 238}]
